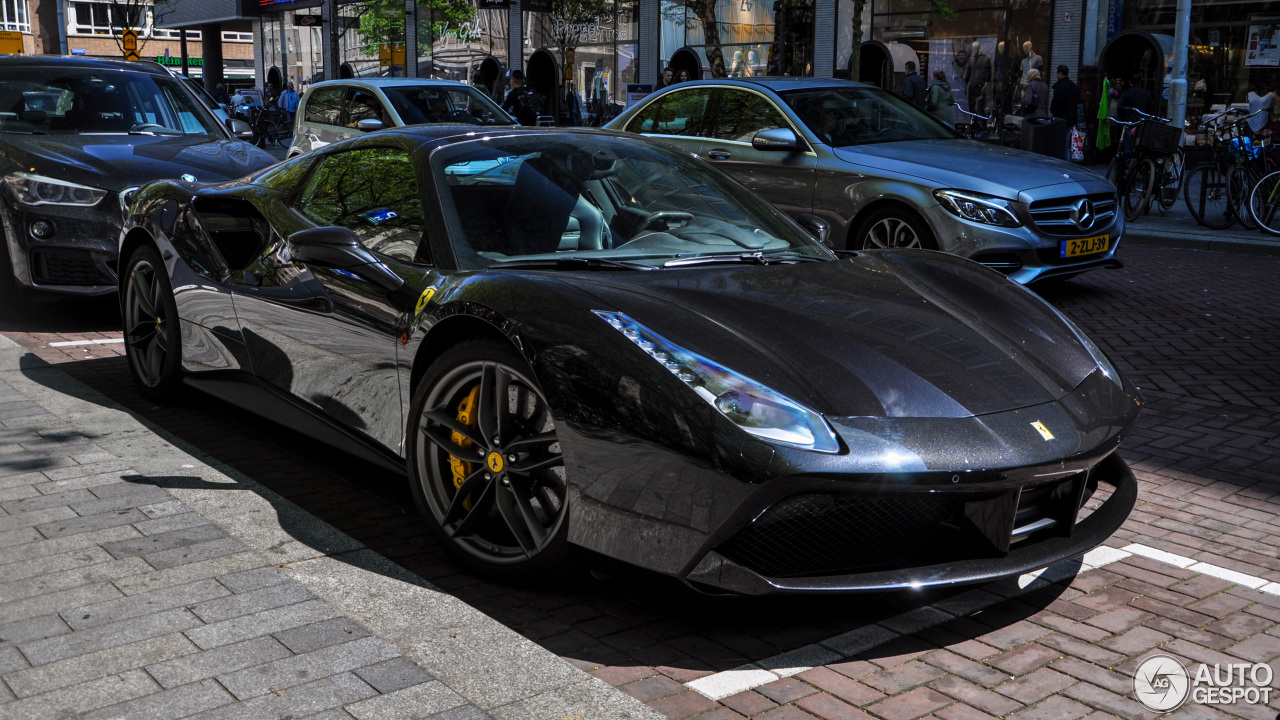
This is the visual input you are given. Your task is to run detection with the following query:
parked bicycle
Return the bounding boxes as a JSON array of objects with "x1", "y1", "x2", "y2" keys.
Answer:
[
  {"x1": 234, "y1": 104, "x2": 292, "y2": 148},
  {"x1": 1182, "y1": 108, "x2": 1268, "y2": 230},
  {"x1": 1247, "y1": 168, "x2": 1280, "y2": 235},
  {"x1": 1107, "y1": 111, "x2": 1182, "y2": 222},
  {"x1": 955, "y1": 107, "x2": 1021, "y2": 148}
]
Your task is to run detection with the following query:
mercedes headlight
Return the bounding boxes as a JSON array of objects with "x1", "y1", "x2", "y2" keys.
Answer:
[
  {"x1": 934, "y1": 189, "x2": 1021, "y2": 228},
  {"x1": 4, "y1": 172, "x2": 107, "y2": 207},
  {"x1": 595, "y1": 311, "x2": 840, "y2": 453}
]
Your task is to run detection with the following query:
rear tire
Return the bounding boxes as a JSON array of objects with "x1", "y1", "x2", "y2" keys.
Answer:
[
  {"x1": 122, "y1": 244, "x2": 183, "y2": 402},
  {"x1": 1227, "y1": 165, "x2": 1258, "y2": 230},
  {"x1": 1182, "y1": 164, "x2": 1234, "y2": 230},
  {"x1": 1124, "y1": 158, "x2": 1155, "y2": 222},
  {"x1": 1157, "y1": 151, "x2": 1182, "y2": 209},
  {"x1": 856, "y1": 207, "x2": 938, "y2": 251}
]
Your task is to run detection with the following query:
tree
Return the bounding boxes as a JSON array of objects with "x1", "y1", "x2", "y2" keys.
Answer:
[
  {"x1": 685, "y1": 0, "x2": 725, "y2": 78},
  {"x1": 103, "y1": 0, "x2": 154, "y2": 56},
  {"x1": 846, "y1": 0, "x2": 955, "y2": 79},
  {"x1": 356, "y1": 0, "x2": 476, "y2": 57}
]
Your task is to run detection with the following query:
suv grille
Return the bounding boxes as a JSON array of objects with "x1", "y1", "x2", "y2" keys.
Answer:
[
  {"x1": 30, "y1": 249, "x2": 107, "y2": 286},
  {"x1": 1028, "y1": 193, "x2": 1117, "y2": 237}
]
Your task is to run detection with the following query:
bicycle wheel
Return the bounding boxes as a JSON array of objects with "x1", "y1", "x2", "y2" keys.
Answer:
[
  {"x1": 1183, "y1": 164, "x2": 1234, "y2": 229},
  {"x1": 1248, "y1": 169, "x2": 1280, "y2": 236},
  {"x1": 1157, "y1": 150, "x2": 1183, "y2": 209},
  {"x1": 1227, "y1": 165, "x2": 1258, "y2": 230},
  {"x1": 1124, "y1": 158, "x2": 1155, "y2": 222}
]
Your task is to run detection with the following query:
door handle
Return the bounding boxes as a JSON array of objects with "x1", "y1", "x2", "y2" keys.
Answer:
[{"x1": 707, "y1": 149, "x2": 732, "y2": 161}]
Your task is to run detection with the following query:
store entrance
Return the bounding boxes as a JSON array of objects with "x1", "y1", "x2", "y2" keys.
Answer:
[
  {"x1": 475, "y1": 56, "x2": 503, "y2": 100},
  {"x1": 859, "y1": 42, "x2": 891, "y2": 89},
  {"x1": 1100, "y1": 31, "x2": 1173, "y2": 116},
  {"x1": 526, "y1": 49, "x2": 560, "y2": 125},
  {"x1": 669, "y1": 47, "x2": 702, "y2": 82}
]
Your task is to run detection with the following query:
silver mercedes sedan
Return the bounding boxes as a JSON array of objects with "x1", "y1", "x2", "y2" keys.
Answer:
[{"x1": 607, "y1": 78, "x2": 1122, "y2": 284}]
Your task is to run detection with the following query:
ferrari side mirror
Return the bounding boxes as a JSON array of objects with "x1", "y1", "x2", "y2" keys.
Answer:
[
  {"x1": 287, "y1": 227, "x2": 413, "y2": 309},
  {"x1": 796, "y1": 213, "x2": 831, "y2": 248}
]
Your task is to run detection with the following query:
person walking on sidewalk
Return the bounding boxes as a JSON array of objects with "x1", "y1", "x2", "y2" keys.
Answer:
[
  {"x1": 903, "y1": 62, "x2": 927, "y2": 111},
  {"x1": 1021, "y1": 68, "x2": 1050, "y2": 119},
  {"x1": 926, "y1": 71, "x2": 955, "y2": 127},
  {"x1": 1052, "y1": 65, "x2": 1080, "y2": 159},
  {"x1": 277, "y1": 82, "x2": 299, "y2": 123}
]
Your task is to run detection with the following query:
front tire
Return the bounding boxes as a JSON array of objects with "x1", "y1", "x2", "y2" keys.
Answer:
[
  {"x1": 122, "y1": 244, "x2": 183, "y2": 402},
  {"x1": 1124, "y1": 158, "x2": 1155, "y2": 222},
  {"x1": 407, "y1": 339, "x2": 570, "y2": 581},
  {"x1": 856, "y1": 208, "x2": 937, "y2": 251}
]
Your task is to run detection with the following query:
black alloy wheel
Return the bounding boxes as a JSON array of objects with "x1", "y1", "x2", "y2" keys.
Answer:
[
  {"x1": 409, "y1": 339, "x2": 570, "y2": 580},
  {"x1": 123, "y1": 245, "x2": 183, "y2": 401},
  {"x1": 857, "y1": 208, "x2": 938, "y2": 251}
]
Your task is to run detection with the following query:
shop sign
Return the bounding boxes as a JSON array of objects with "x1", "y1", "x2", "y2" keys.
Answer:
[
  {"x1": 294, "y1": 15, "x2": 321, "y2": 26},
  {"x1": 625, "y1": 83, "x2": 653, "y2": 108},
  {"x1": 524, "y1": 0, "x2": 551, "y2": 13},
  {"x1": 1106, "y1": 0, "x2": 1123, "y2": 42},
  {"x1": 0, "y1": 31, "x2": 22, "y2": 55},
  {"x1": 433, "y1": 21, "x2": 484, "y2": 43},
  {"x1": 156, "y1": 56, "x2": 203, "y2": 66},
  {"x1": 1245, "y1": 21, "x2": 1280, "y2": 67},
  {"x1": 479, "y1": 0, "x2": 509, "y2": 8}
]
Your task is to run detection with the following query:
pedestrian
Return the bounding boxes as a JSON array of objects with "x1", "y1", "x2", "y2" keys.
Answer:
[
  {"x1": 659, "y1": 67, "x2": 673, "y2": 89},
  {"x1": 502, "y1": 70, "x2": 546, "y2": 126},
  {"x1": 213, "y1": 82, "x2": 229, "y2": 106},
  {"x1": 1020, "y1": 68, "x2": 1050, "y2": 119},
  {"x1": 925, "y1": 70, "x2": 954, "y2": 127},
  {"x1": 1114, "y1": 74, "x2": 1152, "y2": 151},
  {"x1": 676, "y1": 69, "x2": 690, "y2": 83},
  {"x1": 1051, "y1": 65, "x2": 1080, "y2": 159},
  {"x1": 277, "y1": 81, "x2": 299, "y2": 122},
  {"x1": 902, "y1": 61, "x2": 926, "y2": 110}
]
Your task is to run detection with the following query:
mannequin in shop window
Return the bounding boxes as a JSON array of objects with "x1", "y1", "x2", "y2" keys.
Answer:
[
  {"x1": 966, "y1": 40, "x2": 992, "y2": 116},
  {"x1": 1020, "y1": 41, "x2": 1044, "y2": 92}
]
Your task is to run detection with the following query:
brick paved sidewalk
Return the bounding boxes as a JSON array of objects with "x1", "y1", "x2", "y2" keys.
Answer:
[{"x1": 0, "y1": 339, "x2": 660, "y2": 719}]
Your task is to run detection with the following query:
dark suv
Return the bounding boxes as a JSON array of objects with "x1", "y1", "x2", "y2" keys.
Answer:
[{"x1": 0, "y1": 56, "x2": 274, "y2": 300}]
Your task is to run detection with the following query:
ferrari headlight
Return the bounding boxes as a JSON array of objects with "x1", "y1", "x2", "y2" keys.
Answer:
[
  {"x1": 934, "y1": 189, "x2": 1021, "y2": 228},
  {"x1": 4, "y1": 172, "x2": 107, "y2": 207},
  {"x1": 595, "y1": 311, "x2": 840, "y2": 453}
]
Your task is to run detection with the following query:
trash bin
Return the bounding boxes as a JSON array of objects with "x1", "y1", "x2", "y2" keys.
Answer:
[{"x1": 1021, "y1": 117, "x2": 1067, "y2": 158}]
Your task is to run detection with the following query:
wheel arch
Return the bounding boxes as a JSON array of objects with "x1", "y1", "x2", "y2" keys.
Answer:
[
  {"x1": 848, "y1": 198, "x2": 938, "y2": 249},
  {"x1": 409, "y1": 311, "x2": 529, "y2": 401}
]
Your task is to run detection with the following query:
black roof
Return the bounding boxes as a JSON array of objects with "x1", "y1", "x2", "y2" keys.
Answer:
[{"x1": 0, "y1": 55, "x2": 170, "y2": 76}]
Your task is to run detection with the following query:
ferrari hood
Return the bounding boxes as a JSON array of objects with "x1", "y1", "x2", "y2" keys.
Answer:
[
  {"x1": 1, "y1": 134, "x2": 275, "y2": 193},
  {"x1": 566, "y1": 252, "x2": 1106, "y2": 419},
  {"x1": 832, "y1": 139, "x2": 1107, "y2": 199}
]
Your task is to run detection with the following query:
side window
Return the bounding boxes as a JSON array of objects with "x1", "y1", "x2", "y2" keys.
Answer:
[
  {"x1": 304, "y1": 87, "x2": 344, "y2": 125},
  {"x1": 624, "y1": 88, "x2": 712, "y2": 137},
  {"x1": 295, "y1": 148, "x2": 429, "y2": 264},
  {"x1": 344, "y1": 89, "x2": 385, "y2": 127},
  {"x1": 710, "y1": 89, "x2": 792, "y2": 143}
]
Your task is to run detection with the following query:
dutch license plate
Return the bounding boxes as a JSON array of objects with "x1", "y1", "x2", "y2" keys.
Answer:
[{"x1": 1060, "y1": 234, "x2": 1109, "y2": 258}]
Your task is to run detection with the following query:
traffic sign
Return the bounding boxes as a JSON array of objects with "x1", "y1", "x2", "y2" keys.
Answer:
[{"x1": 122, "y1": 29, "x2": 139, "y2": 61}]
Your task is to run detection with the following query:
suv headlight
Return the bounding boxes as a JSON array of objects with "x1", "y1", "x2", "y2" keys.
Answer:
[
  {"x1": 4, "y1": 172, "x2": 107, "y2": 207},
  {"x1": 595, "y1": 311, "x2": 840, "y2": 453},
  {"x1": 934, "y1": 189, "x2": 1021, "y2": 228}
]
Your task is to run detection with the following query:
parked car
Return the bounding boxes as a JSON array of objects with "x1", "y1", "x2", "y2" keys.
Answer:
[
  {"x1": 0, "y1": 56, "x2": 274, "y2": 301},
  {"x1": 120, "y1": 126, "x2": 1138, "y2": 594},
  {"x1": 608, "y1": 78, "x2": 1123, "y2": 284},
  {"x1": 287, "y1": 78, "x2": 516, "y2": 158}
]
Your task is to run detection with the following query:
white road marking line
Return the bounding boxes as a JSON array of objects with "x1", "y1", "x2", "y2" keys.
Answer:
[
  {"x1": 685, "y1": 542, "x2": 1277, "y2": 701},
  {"x1": 48, "y1": 338, "x2": 124, "y2": 347}
]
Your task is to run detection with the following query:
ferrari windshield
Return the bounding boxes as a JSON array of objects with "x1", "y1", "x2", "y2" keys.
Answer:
[
  {"x1": 781, "y1": 87, "x2": 958, "y2": 147},
  {"x1": 0, "y1": 67, "x2": 221, "y2": 136},
  {"x1": 433, "y1": 134, "x2": 831, "y2": 270}
]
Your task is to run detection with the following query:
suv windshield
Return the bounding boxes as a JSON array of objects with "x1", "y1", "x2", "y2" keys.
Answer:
[
  {"x1": 433, "y1": 134, "x2": 832, "y2": 270},
  {"x1": 382, "y1": 85, "x2": 514, "y2": 126},
  {"x1": 0, "y1": 67, "x2": 221, "y2": 136},
  {"x1": 781, "y1": 86, "x2": 958, "y2": 147}
]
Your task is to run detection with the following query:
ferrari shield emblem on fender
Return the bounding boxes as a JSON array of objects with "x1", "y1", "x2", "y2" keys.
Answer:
[
  {"x1": 415, "y1": 287, "x2": 437, "y2": 316},
  {"x1": 1030, "y1": 421, "x2": 1055, "y2": 441}
]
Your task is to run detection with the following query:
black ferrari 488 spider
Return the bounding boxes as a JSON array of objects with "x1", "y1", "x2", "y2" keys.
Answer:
[{"x1": 119, "y1": 127, "x2": 1139, "y2": 594}]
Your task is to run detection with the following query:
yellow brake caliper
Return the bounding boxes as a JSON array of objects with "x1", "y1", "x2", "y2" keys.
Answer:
[{"x1": 449, "y1": 385, "x2": 481, "y2": 510}]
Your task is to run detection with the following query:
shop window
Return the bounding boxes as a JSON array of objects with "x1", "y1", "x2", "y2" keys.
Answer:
[
  {"x1": 70, "y1": 0, "x2": 149, "y2": 36},
  {"x1": 1, "y1": 0, "x2": 30, "y2": 33}
]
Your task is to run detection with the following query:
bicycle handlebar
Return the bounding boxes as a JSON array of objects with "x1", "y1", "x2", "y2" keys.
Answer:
[
  {"x1": 1133, "y1": 108, "x2": 1171, "y2": 123},
  {"x1": 955, "y1": 107, "x2": 994, "y2": 122}
]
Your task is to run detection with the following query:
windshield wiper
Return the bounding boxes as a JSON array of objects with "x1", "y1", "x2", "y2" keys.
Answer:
[
  {"x1": 489, "y1": 256, "x2": 658, "y2": 271},
  {"x1": 129, "y1": 123, "x2": 181, "y2": 136},
  {"x1": 663, "y1": 251, "x2": 828, "y2": 268}
]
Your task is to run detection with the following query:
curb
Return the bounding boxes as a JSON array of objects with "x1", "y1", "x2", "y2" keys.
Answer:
[{"x1": 1121, "y1": 229, "x2": 1280, "y2": 257}]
